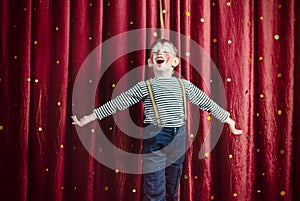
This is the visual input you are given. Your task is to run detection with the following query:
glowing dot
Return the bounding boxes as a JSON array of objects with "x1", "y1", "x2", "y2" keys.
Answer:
[
  {"x1": 34, "y1": 79, "x2": 39, "y2": 83},
  {"x1": 162, "y1": 9, "x2": 166, "y2": 14},
  {"x1": 73, "y1": 146, "x2": 76, "y2": 150},
  {"x1": 89, "y1": 2, "x2": 93, "y2": 6},
  {"x1": 274, "y1": 34, "x2": 280, "y2": 40},
  {"x1": 256, "y1": 149, "x2": 260, "y2": 153},
  {"x1": 153, "y1": 32, "x2": 158, "y2": 37},
  {"x1": 45, "y1": 168, "x2": 49, "y2": 172},
  {"x1": 229, "y1": 154, "x2": 233, "y2": 159},
  {"x1": 280, "y1": 191, "x2": 286, "y2": 196},
  {"x1": 74, "y1": 186, "x2": 77, "y2": 190},
  {"x1": 194, "y1": 176, "x2": 198, "y2": 179},
  {"x1": 259, "y1": 56, "x2": 263, "y2": 61},
  {"x1": 204, "y1": 152, "x2": 209, "y2": 158},
  {"x1": 186, "y1": 11, "x2": 190, "y2": 17},
  {"x1": 109, "y1": 127, "x2": 113, "y2": 131},
  {"x1": 247, "y1": 22, "x2": 252, "y2": 26},
  {"x1": 130, "y1": 21, "x2": 134, "y2": 25},
  {"x1": 107, "y1": 2, "x2": 111, "y2": 6},
  {"x1": 262, "y1": 172, "x2": 265, "y2": 176},
  {"x1": 24, "y1": 8, "x2": 27, "y2": 11},
  {"x1": 132, "y1": 189, "x2": 137, "y2": 193},
  {"x1": 207, "y1": 115, "x2": 211, "y2": 121},
  {"x1": 34, "y1": 40, "x2": 38, "y2": 45},
  {"x1": 115, "y1": 169, "x2": 119, "y2": 173},
  {"x1": 91, "y1": 129, "x2": 95, "y2": 133},
  {"x1": 212, "y1": 2, "x2": 216, "y2": 6},
  {"x1": 38, "y1": 127, "x2": 42, "y2": 132},
  {"x1": 200, "y1": 18, "x2": 205, "y2": 22},
  {"x1": 233, "y1": 193, "x2": 238, "y2": 197},
  {"x1": 89, "y1": 80, "x2": 93, "y2": 83},
  {"x1": 278, "y1": 110, "x2": 282, "y2": 115},
  {"x1": 0, "y1": 125, "x2": 3, "y2": 131},
  {"x1": 260, "y1": 94, "x2": 264, "y2": 98},
  {"x1": 186, "y1": 52, "x2": 190, "y2": 57},
  {"x1": 259, "y1": 16, "x2": 264, "y2": 20},
  {"x1": 61, "y1": 186, "x2": 64, "y2": 190},
  {"x1": 213, "y1": 38, "x2": 218, "y2": 43},
  {"x1": 56, "y1": 60, "x2": 61, "y2": 64},
  {"x1": 27, "y1": 78, "x2": 31, "y2": 82},
  {"x1": 130, "y1": 60, "x2": 134, "y2": 63},
  {"x1": 210, "y1": 195, "x2": 215, "y2": 200},
  {"x1": 280, "y1": 150, "x2": 285, "y2": 155},
  {"x1": 13, "y1": 25, "x2": 17, "y2": 28},
  {"x1": 184, "y1": 174, "x2": 189, "y2": 179},
  {"x1": 55, "y1": 26, "x2": 59, "y2": 31},
  {"x1": 247, "y1": 57, "x2": 251, "y2": 62},
  {"x1": 277, "y1": 73, "x2": 282, "y2": 78},
  {"x1": 89, "y1": 36, "x2": 93, "y2": 40},
  {"x1": 228, "y1": 40, "x2": 232, "y2": 44},
  {"x1": 60, "y1": 144, "x2": 64, "y2": 149},
  {"x1": 104, "y1": 186, "x2": 109, "y2": 191},
  {"x1": 226, "y1": 2, "x2": 231, "y2": 6},
  {"x1": 189, "y1": 134, "x2": 194, "y2": 138},
  {"x1": 256, "y1": 113, "x2": 260, "y2": 117},
  {"x1": 14, "y1": 56, "x2": 18, "y2": 59},
  {"x1": 112, "y1": 83, "x2": 116, "y2": 88},
  {"x1": 210, "y1": 80, "x2": 213, "y2": 83},
  {"x1": 278, "y1": 4, "x2": 282, "y2": 9},
  {"x1": 57, "y1": 101, "x2": 61, "y2": 106},
  {"x1": 257, "y1": 189, "x2": 261, "y2": 193},
  {"x1": 107, "y1": 32, "x2": 111, "y2": 36},
  {"x1": 226, "y1": 78, "x2": 232, "y2": 82}
]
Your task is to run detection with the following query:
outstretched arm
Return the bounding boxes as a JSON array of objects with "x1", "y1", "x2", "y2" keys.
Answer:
[
  {"x1": 224, "y1": 116, "x2": 243, "y2": 135},
  {"x1": 71, "y1": 81, "x2": 147, "y2": 127}
]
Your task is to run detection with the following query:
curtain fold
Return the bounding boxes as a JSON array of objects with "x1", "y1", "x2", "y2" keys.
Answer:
[{"x1": 0, "y1": 0, "x2": 299, "y2": 201}]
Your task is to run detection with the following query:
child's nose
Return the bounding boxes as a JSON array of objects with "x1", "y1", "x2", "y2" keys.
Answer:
[{"x1": 157, "y1": 50, "x2": 164, "y2": 54}]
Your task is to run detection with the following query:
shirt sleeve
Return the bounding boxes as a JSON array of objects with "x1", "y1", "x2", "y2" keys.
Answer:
[
  {"x1": 183, "y1": 79, "x2": 230, "y2": 122},
  {"x1": 93, "y1": 81, "x2": 147, "y2": 120}
]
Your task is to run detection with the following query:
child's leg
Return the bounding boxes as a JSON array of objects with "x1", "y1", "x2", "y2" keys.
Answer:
[
  {"x1": 165, "y1": 125, "x2": 186, "y2": 201},
  {"x1": 143, "y1": 169, "x2": 166, "y2": 201},
  {"x1": 165, "y1": 155, "x2": 184, "y2": 201}
]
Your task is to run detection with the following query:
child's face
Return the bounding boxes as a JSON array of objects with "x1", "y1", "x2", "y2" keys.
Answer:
[{"x1": 148, "y1": 42, "x2": 180, "y2": 75}]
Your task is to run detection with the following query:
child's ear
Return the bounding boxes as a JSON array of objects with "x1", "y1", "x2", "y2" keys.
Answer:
[
  {"x1": 148, "y1": 58, "x2": 153, "y2": 67},
  {"x1": 172, "y1": 57, "x2": 180, "y2": 67}
]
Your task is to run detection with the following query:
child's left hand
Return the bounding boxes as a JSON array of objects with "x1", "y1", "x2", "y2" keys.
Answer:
[{"x1": 225, "y1": 117, "x2": 243, "y2": 135}]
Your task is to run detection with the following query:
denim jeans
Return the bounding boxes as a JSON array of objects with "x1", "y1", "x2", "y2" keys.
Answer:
[{"x1": 142, "y1": 124, "x2": 186, "y2": 201}]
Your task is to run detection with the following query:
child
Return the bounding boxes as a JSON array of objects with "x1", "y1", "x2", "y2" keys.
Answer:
[{"x1": 72, "y1": 39, "x2": 243, "y2": 201}]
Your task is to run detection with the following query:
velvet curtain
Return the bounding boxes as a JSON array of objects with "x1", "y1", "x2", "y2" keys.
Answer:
[{"x1": 1, "y1": 0, "x2": 299, "y2": 201}]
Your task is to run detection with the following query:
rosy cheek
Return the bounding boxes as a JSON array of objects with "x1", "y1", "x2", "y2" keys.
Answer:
[
  {"x1": 151, "y1": 54, "x2": 155, "y2": 63},
  {"x1": 165, "y1": 54, "x2": 171, "y2": 63}
]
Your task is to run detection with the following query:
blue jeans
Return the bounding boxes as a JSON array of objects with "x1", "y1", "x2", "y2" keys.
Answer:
[{"x1": 142, "y1": 124, "x2": 186, "y2": 201}]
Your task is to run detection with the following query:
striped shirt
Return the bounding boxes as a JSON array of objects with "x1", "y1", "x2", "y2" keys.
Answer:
[{"x1": 93, "y1": 77, "x2": 230, "y2": 127}]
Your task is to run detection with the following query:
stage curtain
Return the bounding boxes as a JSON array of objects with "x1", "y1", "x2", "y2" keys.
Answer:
[{"x1": 0, "y1": 0, "x2": 299, "y2": 201}]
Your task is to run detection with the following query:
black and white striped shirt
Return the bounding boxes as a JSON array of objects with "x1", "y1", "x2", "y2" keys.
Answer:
[{"x1": 93, "y1": 77, "x2": 230, "y2": 127}]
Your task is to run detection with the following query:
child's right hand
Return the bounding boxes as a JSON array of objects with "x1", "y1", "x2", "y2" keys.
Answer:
[{"x1": 71, "y1": 113, "x2": 97, "y2": 127}]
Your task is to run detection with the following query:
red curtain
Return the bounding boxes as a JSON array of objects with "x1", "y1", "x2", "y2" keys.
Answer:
[{"x1": 0, "y1": 0, "x2": 299, "y2": 201}]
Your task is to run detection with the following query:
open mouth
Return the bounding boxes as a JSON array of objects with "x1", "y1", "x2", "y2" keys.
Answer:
[{"x1": 156, "y1": 56, "x2": 165, "y2": 64}]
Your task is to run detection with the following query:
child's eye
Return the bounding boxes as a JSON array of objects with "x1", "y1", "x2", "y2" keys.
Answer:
[{"x1": 162, "y1": 46, "x2": 172, "y2": 52}]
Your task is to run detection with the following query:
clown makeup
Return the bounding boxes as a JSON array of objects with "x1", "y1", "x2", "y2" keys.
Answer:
[{"x1": 150, "y1": 42, "x2": 177, "y2": 67}]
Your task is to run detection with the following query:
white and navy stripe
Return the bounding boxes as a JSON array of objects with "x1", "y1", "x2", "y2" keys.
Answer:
[{"x1": 93, "y1": 77, "x2": 229, "y2": 127}]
